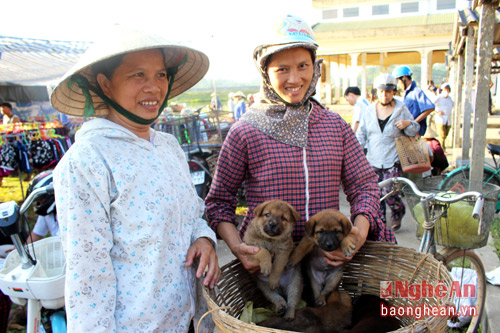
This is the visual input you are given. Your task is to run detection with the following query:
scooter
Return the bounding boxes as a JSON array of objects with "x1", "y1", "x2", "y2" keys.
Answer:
[
  {"x1": 188, "y1": 147, "x2": 214, "y2": 199},
  {"x1": 0, "y1": 183, "x2": 66, "y2": 333}
]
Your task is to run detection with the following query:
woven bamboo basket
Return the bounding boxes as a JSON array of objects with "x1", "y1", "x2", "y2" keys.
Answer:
[
  {"x1": 202, "y1": 241, "x2": 455, "y2": 333},
  {"x1": 395, "y1": 136, "x2": 431, "y2": 174}
]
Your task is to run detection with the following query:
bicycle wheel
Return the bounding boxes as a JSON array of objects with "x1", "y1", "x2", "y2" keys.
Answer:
[
  {"x1": 443, "y1": 167, "x2": 500, "y2": 187},
  {"x1": 436, "y1": 249, "x2": 487, "y2": 333}
]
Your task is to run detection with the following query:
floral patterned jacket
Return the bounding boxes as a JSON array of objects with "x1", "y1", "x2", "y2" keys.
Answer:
[{"x1": 54, "y1": 118, "x2": 216, "y2": 332}]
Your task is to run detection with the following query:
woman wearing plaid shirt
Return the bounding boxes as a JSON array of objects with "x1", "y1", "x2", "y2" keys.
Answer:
[{"x1": 205, "y1": 15, "x2": 395, "y2": 273}]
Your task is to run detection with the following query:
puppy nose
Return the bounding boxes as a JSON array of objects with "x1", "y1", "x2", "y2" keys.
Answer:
[{"x1": 269, "y1": 221, "x2": 277, "y2": 227}]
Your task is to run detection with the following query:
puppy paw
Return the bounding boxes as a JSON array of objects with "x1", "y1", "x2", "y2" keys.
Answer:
[
  {"x1": 314, "y1": 295, "x2": 326, "y2": 307},
  {"x1": 341, "y1": 239, "x2": 357, "y2": 258},
  {"x1": 275, "y1": 303, "x2": 287, "y2": 316},
  {"x1": 269, "y1": 276, "x2": 280, "y2": 290},
  {"x1": 283, "y1": 310, "x2": 295, "y2": 321},
  {"x1": 260, "y1": 262, "x2": 272, "y2": 277}
]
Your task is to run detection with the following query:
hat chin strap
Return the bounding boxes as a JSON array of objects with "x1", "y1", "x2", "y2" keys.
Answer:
[{"x1": 71, "y1": 69, "x2": 177, "y2": 125}]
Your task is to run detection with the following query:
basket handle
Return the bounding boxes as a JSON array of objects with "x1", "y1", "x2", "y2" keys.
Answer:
[{"x1": 196, "y1": 306, "x2": 231, "y2": 333}]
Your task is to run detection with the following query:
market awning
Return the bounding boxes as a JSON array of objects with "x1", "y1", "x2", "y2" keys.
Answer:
[{"x1": 0, "y1": 35, "x2": 91, "y2": 86}]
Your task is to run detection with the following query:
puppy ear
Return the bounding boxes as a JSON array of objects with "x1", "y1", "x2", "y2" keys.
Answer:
[
  {"x1": 286, "y1": 203, "x2": 300, "y2": 223},
  {"x1": 253, "y1": 201, "x2": 268, "y2": 217},
  {"x1": 341, "y1": 215, "x2": 353, "y2": 236},
  {"x1": 305, "y1": 217, "x2": 316, "y2": 236}
]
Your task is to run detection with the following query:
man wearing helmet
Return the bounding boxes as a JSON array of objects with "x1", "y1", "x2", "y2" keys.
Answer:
[
  {"x1": 206, "y1": 15, "x2": 395, "y2": 275},
  {"x1": 356, "y1": 74, "x2": 420, "y2": 231},
  {"x1": 392, "y1": 65, "x2": 435, "y2": 136}
]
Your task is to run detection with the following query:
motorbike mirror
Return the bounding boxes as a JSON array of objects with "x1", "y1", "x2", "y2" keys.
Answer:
[{"x1": 0, "y1": 201, "x2": 22, "y2": 237}]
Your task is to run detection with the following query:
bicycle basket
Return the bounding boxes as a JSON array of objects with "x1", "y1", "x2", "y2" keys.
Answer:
[
  {"x1": 0, "y1": 236, "x2": 65, "y2": 304},
  {"x1": 404, "y1": 177, "x2": 500, "y2": 249}
]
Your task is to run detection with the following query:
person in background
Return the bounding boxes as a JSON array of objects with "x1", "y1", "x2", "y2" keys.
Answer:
[
  {"x1": 392, "y1": 66, "x2": 435, "y2": 136},
  {"x1": 227, "y1": 92, "x2": 236, "y2": 115},
  {"x1": 209, "y1": 92, "x2": 223, "y2": 111},
  {"x1": 356, "y1": 73, "x2": 420, "y2": 232},
  {"x1": 0, "y1": 103, "x2": 20, "y2": 124},
  {"x1": 432, "y1": 83, "x2": 454, "y2": 153},
  {"x1": 206, "y1": 15, "x2": 395, "y2": 275},
  {"x1": 344, "y1": 86, "x2": 369, "y2": 133},
  {"x1": 233, "y1": 91, "x2": 246, "y2": 120},
  {"x1": 427, "y1": 80, "x2": 438, "y2": 96},
  {"x1": 247, "y1": 93, "x2": 255, "y2": 108},
  {"x1": 50, "y1": 27, "x2": 219, "y2": 332},
  {"x1": 370, "y1": 87, "x2": 378, "y2": 103},
  {"x1": 422, "y1": 127, "x2": 449, "y2": 176}
]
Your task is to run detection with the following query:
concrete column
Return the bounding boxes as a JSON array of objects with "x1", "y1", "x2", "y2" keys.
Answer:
[
  {"x1": 452, "y1": 53, "x2": 464, "y2": 154},
  {"x1": 470, "y1": 3, "x2": 495, "y2": 186},
  {"x1": 426, "y1": 51, "x2": 433, "y2": 84},
  {"x1": 322, "y1": 61, "x2": 332, "y2": 105},
  {"x1": 420, "y1": 48, "x2": 429, "y2": 89},
  {"x1": 461, "y1": 26, "x2": 476, "y2": 163},
  {"x1": 350, "y1": 53, "x2": 359, "y2": 87},
  {"x1": 361, "y1": 53, "x2": 367, "y2": 99},
  {"x1": 342, "y1": 63, "x2": 349, "y2": 101},
  {"x1": 379, "y1": 53, "x2": 385, "y2": 73},
  {"x1": 334, "y1": 62, "x2": 341, "y2": 104}
]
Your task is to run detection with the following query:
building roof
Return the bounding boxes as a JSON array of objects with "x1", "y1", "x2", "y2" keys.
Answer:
[
  {"x1": 313, "y1": 13, "x2": 456, "y2": 32},
  {"x1": 0, "y1": 36, "x2": 91, "y2": 86}
]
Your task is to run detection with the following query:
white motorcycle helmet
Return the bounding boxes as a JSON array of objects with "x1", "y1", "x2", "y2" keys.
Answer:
[{"x1": 374, "y1": 73, "x2": 398, "y2": 91}]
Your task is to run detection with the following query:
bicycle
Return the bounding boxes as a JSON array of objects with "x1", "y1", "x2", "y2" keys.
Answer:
[
  {"x1": 379, "y1": 176, "x2": 500, "y2": 333},
  {"x1": 0, "y1": 183, "x2": 66, "y2": 333},
  {"x1": 444, "y1": 143, "x2": 500, "y2": 211}
]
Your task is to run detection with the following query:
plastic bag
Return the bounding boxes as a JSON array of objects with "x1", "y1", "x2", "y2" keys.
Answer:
[{"x1": 447, "y1": 267, "x2": 477, "y2": 328}]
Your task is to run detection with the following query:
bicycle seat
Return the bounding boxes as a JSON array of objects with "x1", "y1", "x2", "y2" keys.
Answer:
[{"x1": 487, "y1": 143, "x2": 500, "y2": 155}]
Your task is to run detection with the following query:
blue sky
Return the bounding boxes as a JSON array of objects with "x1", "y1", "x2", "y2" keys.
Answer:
[{"x1": 2, "y1": 0, "x2": 318, "y2": 81}]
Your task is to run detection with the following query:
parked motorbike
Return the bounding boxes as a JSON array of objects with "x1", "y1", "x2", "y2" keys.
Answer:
[
  {"x1": 188, "y1": 147, "x2": 215, "y2": 199},
  {"x1": 0, "y1": 184, "x2": 66, "y2": 333}
]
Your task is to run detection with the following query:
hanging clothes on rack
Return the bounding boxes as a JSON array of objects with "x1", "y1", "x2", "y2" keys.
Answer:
[
  {"x1": 0, "y1": 120, "x2": 74, "y2": 175},
  {"x1": 0, "y1": 140, "x2": 18, "y2": 177}
]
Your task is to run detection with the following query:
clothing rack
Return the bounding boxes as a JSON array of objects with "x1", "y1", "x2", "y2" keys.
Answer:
[{"x1": 0, "y1": 122, "x2": 70, "y2": 201}]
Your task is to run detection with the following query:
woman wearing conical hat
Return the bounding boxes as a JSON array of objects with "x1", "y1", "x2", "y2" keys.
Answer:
[{"x1": 51, "y1": 27, "x2": 219, "y2": 332}]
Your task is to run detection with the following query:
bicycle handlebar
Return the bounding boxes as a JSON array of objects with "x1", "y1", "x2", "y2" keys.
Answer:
[{"x1": 379, "y1": 177, "x2": 484, "y2": 221}]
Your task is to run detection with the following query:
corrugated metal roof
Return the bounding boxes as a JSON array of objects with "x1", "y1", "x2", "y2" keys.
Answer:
[
  {"x1": 457, "y1": 7, "x2": 500, "y2": 25},
  {"x1": 0, "y1": 36, "x2": 91, "y2": 86},
  {"x1": 313, "y1": 13, "x2": 456, "y2": 32}
]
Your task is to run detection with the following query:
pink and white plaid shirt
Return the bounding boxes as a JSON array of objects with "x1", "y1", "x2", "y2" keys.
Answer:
[{"x1": 205, "y1": 102, "x2": 395, "y2": 243}]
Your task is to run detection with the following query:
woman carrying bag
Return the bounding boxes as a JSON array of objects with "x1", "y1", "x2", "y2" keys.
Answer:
[{"x1": 356, "y1": 73, "x2": 420, "y2": 231}]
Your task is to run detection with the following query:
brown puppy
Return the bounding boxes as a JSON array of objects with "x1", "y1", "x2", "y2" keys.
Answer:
[
  {"x1": 258, "y1": 290, "x2": 353, "y2": 333},
  {"x1": 289, "y1": 209, "x2": 358, "y2": 306},
  {"x1": 243, "y1": 200, "x2": 302, "y2": 320}
]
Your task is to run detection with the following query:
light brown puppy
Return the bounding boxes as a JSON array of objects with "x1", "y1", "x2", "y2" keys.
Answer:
[
  {"x1": 243, "y1": 200, "x2": 301, "y2": 319},
  {"x1": 289, "y1": 209, "x2": 358, "y2": 306}
]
